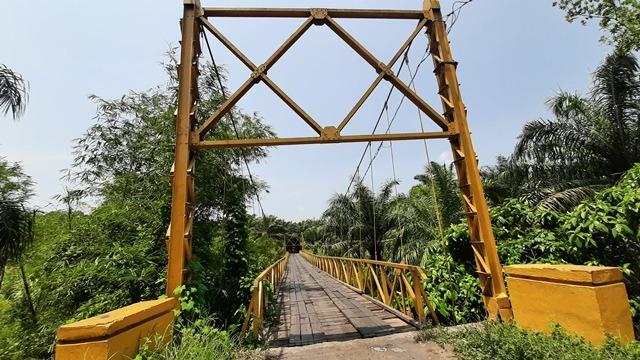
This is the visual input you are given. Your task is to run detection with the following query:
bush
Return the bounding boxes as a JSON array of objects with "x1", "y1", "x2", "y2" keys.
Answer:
[
  {"x1": 136, "y1": 320, "x2": 255, "y2": 360},
  {"x1": 419, "y1": 322, "x2": 640, "y2": 360},
  {"x1": 421, "y1": 249, "x2": 484, "y2": 325},
  {"x1": 444, "y1": 164, "x2": 640, "y2": 330}
]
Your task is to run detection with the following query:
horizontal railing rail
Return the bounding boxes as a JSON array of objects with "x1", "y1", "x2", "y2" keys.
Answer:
[
  {"x1": 241, "y1": 253, "x2": 289, "y2": 336},
  {"x1": 301, "y1": 251, "x2": 438, "y2": 325}
]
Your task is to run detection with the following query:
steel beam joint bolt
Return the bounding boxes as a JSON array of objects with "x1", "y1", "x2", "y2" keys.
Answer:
[
  {"x1": 310, "y1": 8, "x2": 328, "y2": 25},
  {"x1": 320, "y1": 126, "x2": 340, "y2": 140},
  {"x1": 377, "y1": 63, "x2": 394, "y2": 79},
  {"x1": 251, "y1": 64, "x2": 267, "y2": 83}
]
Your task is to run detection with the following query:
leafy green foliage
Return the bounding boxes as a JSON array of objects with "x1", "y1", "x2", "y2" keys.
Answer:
[
  {"x1": 0, "y1": 52, "x2": 280, "y2": 359},
  {"x1": 318, "y1": 180, "x2": 399, "y2": 260},
  {"x1": 313, "y1": 162, "x2": 462, "y2": 263},
  {"x1": 0, "y1": 158, "x2": 32, "y2": 202},
  {"x1": 421, "y1": 249, "x2": 484, "y2": 324},
  {"x1": 553, "y1": 0, "x2": 640, "y2": 51},
  {"x1": 485, "y1": 51, "x2": 640, "y2": 208},
  {"x1": 221, "y1": 181, "x2": 250, "y2": 322},
  {"x1": 448, "y1": 164, "x2": 640, "y2": 330},
  {"x1": 383, "y1": 163, "x2": 461, "y2": 264},
  {"x1": 0, "y1": 158, "x2": 34, "y2": 279},
  {"x1": 419, "y1": 322, "x2": 640, "y2": 360}
]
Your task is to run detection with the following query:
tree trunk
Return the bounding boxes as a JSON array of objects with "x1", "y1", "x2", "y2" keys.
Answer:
[
  {"x1": 0, "y1": 263, "x2": 5, "y2": 292},
  {"x1": 67, "y1": 204, "x2": 72, "y2": 231},
  {"x1": 19, "y1": 263, "x2": 37, "y2": 322}
]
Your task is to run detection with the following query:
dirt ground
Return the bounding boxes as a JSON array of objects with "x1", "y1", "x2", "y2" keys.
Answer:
[{"x1": 263, "y1": 331, "x2": 456, "y2": 360}]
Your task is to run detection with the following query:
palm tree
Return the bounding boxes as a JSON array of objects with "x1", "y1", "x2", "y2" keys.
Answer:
[
  {"x1": 252, "y1": 215, "x2": 288, "y2": 241},
  {"x1": 490, "y1": 51, "x2": 640, "y2": 210},
  {"x1": 414, "y1": 162, "x2": 462, "y2": 227},
  {"x1": 322, "y1": 180, "x2": 398, "y2": 261},
  {"x1": 0, "y1": 65, "x2": 29, "y2": 119},
  {"x1": 384, "y1": 162, "x2": 463, "y2": 264},
  {"x1": 53, "y1": 187, "x2": 85, "y2": 230}
]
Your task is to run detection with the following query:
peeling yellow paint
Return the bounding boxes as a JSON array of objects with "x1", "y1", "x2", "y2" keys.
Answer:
[{"x1": 55, "y1": 298, "x2": 176, "y2": 360}]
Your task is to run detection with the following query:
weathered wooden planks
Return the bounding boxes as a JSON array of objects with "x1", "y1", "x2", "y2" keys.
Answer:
[{"x1": 270, "y1": 254, "x2": 414, "y2": 347}]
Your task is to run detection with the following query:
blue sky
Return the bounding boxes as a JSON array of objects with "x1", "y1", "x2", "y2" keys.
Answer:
[{"x1": 0, "y1": 1, "x2": 609, "y2": 220}]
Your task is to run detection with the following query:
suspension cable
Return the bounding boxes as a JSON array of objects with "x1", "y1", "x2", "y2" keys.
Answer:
[
  {"x1": 368, "y1": 145, "x2": 378, "y2": 261},
  {"x1": 344, "y1": 0, "x2": 474, "y2": 197},
  {"x1": 201, "y1": 27, "x2": 266, "y2": 218},
  {"x1": 342, "y1": 1, "x2": 476, "y2": 262},
  {"x1": 344, "y1": 41, "x2": 414, "y2": 196},
  {"x1": 405, "y1": 56, "x2": 446, "y2": 242},
  {"x1": 358, "y1": 47, "x2": 432, "y2": 181},
  {"x1": 384, "y1": 103, "x2": 404, "y2": 262}
]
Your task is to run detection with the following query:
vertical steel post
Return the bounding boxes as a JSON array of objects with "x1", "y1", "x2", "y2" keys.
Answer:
[
  {"x1": 424, "y1": 0, "x2": 512, "y2": 320},
  {"x1": 167, "y1": 0, "x2": 201, "y2": 296}
]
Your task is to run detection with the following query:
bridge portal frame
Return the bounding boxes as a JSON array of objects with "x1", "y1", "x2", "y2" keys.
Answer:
[{"x1": 168, "y1": 0, "x2": 512, "y2": 320}]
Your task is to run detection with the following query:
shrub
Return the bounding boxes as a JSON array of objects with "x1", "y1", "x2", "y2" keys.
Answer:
[
  {"x1": 418, "y1": 322, "x2": 640, "y2": 360},
  {"x1": 444, "y1": 164, "x2": 640, "y2": 330}
]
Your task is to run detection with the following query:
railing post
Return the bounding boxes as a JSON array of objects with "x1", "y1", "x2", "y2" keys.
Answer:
[
  {"x1": 380, "y1": 268, "x2": 391, "y2": 305},
  {"x1": 411, "y1": 269, "x2": 425, "y2": 322},
  {"x1": 241, "y1": 292, "x2": 255, "y2": 334},
  {"x1": 242, "y1": 254, "x2": 289, "y2": 337},
  {"x1": 254, "y1": 281, "x2": 263, "y2": 336}
]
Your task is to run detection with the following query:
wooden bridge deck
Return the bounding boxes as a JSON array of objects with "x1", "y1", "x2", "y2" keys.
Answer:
[{"x1": 270, "y1": 254, "x2": 415, "y2": 347}]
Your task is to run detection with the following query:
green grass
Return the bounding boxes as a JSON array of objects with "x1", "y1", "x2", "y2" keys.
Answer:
[
  {"x1": 417, "y1": 322, "x2": 640, "y2": 360},
  {"x1": 135, "y1": 321, "x2": 259, "y2": 360}
]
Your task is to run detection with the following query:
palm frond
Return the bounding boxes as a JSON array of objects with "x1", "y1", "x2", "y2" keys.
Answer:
[
  {"x1": 545, "y1": 91, "x2": 590, "y2": 122},
  {"x1": 535, "y1": 185, "x2": 604, "y2": 212},
  {"x1": 0, "y1": 65, "x2": 29, "y2": 120},
  {"x1": 513, "y1": 119, "x2": 595, "y2": 163}
]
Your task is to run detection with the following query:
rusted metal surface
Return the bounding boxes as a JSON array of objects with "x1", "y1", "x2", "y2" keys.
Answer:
[
  {"x1": 195, "y1": 16, "x2": 320, "y2": 138},
  {"x1": 194, "y1": 131, "x2": 455, "y2": 149},
  {"x1": 194, "y1": 6, "x2": 447, "y2": 142}
]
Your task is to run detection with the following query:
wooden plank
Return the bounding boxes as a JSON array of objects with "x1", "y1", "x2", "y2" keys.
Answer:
[{"x1": 271, "y1": 254, "x2": 416, "y2": 347}]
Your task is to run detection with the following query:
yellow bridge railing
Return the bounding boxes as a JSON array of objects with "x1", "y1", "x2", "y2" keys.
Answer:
[
  {"x1": 241, "y1": 253, "x2": 289, "y2": 336},
  {"x1": 301, "y1": 251, "x2": 439, "y2": 325}
]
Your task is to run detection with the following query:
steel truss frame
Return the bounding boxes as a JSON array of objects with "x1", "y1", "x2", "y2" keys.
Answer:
[{"x1": 169, "y1": 0, "x2": 512, "y2": 320}]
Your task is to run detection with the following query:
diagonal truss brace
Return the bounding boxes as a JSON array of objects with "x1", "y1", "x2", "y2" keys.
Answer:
[
  {"x1": 325, "y1": 16, "x2": 447, "y2": 131},
  {"x1": 194, "y1": 8, "x2": 450, "y2": 146},
  {"x1": 196, "y1": 16, "x2": 321, "y2": 139}
]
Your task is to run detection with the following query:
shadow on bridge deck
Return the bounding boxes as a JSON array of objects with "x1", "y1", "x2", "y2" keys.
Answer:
[{"x1": 269, "y1": 254, "x2": 415, "y2": 347}]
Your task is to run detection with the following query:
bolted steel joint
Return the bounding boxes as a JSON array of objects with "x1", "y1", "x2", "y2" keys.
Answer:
[
  {"x1": 320, "y1": 126, "x2": 340, "y2": 140},
  {"x1": 446, "y1": 121, "x2": 458, "y2": 133},
  {"x1": 251, "y1": 64, "x2": 267, "y2": 82},
  {"x1": 377, "y1": 63, "x2": 394, "y2": 79},
  {"x1": 310, "y1": 8, "x2": 328, "y2": 25}
]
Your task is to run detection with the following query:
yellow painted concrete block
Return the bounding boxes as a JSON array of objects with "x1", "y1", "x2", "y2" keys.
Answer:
[
  {"x1": 55, "y1": 298, "x2": 176, "y2": 360},
  {"x1": 504, "y1": 264, "x2": 634, "y2": 344}
]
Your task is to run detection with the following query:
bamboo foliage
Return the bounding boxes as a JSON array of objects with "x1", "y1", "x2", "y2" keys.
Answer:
[
  {"x1": 241, "y1": 253, "x2": 289, "y2": 336},
  {"x1": 301, "y1": 251, "x2": 438, "y2": 324}
]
